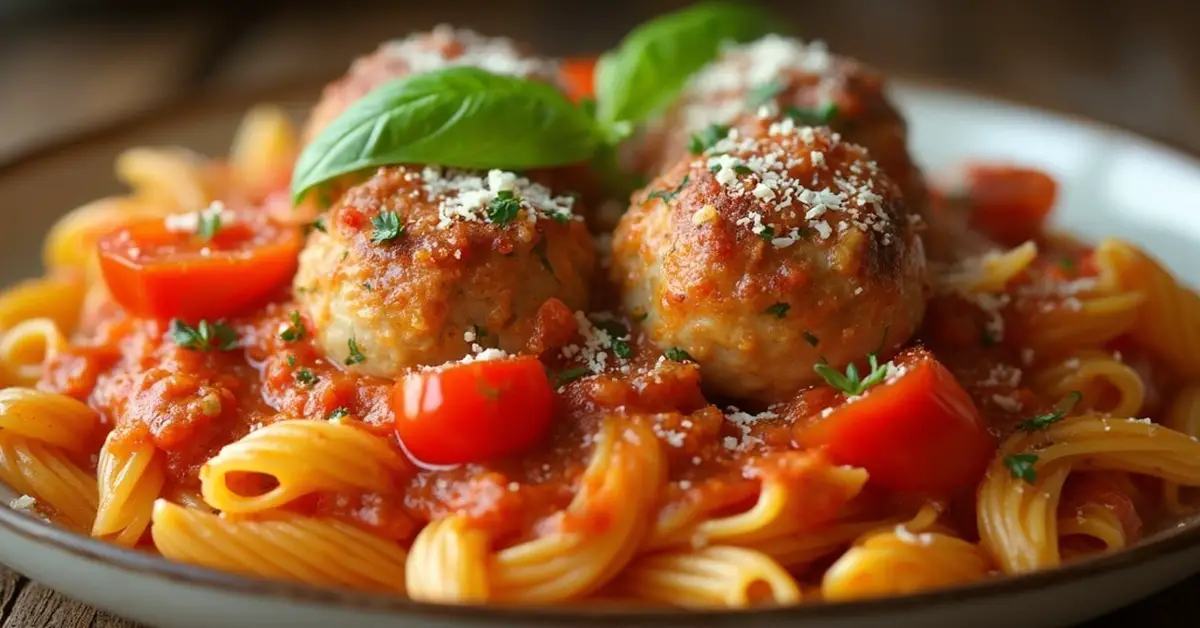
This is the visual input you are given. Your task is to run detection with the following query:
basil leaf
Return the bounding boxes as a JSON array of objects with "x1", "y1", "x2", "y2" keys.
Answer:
[
  {"x1": 292, "y1": 67, "x2": 603, "y2": 202},
  {"x1": 594, "y1": 1, "x2": 774, "y2": 127}
]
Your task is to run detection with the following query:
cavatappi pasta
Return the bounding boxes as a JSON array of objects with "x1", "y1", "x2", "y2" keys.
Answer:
[{"x1": 5, "y1": 19, "x2": 1200, "y2": 612}]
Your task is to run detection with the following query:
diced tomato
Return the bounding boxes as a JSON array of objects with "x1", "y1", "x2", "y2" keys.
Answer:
[
  {"x1": 797, "y1": 348, "x2": 995, "y2": 495},
  {"x1": 392, "y1": 356, "x2": 555, "y2": 466},
  {"x1": 559, "y1": 56, "x2": 597, "y2": 102},
  {"x1": 962, "y1": 164, "x2": 1057, "y2": 246},
  {"x1": 97, "y1": 211, "x2": 302, "y2": 321}
]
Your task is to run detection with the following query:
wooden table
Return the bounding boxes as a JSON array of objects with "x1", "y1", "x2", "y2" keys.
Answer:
[{"x1": 2, "y1": 1, "x2": 1200, "y2": 625}]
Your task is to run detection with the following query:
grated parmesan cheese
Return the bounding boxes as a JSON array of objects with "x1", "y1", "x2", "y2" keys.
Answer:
[
  {"x1": 420, "y1": 166, "x2": 576, "y2": 229},
  {"x1": 373, "y1": 25, "x2": 557, "y2": 81}
]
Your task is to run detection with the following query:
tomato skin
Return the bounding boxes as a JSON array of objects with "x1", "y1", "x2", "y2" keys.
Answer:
[
  {"x1": 392, "y1": 356, "x2": 555, "y2": 466},
  {"x1": 797, "y1": 349, "x2": 995, "y2": 495},
  {"x1": 963, "y1": 164, "x2": 1057, "y2": 247},
  {"x1": 559, "y1": 56, "x2": 597, "y2": 102},
  {"x1": 97, "y1": 213, "x2": 301, "y2": 321}
]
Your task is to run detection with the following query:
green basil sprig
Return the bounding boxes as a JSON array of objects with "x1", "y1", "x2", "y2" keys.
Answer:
[
  {"x1": 594, "y1": 1, "x2": 774, "y2": 129},
  {"x1": 292, "y1": 67, "x2": 603, "y2": 202}
]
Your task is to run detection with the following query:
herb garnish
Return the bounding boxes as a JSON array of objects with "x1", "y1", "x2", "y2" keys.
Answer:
[
  {"x1": 280, "y1": 311, "x2": 306, "y2": 342},
  {"x1": 487, "y1": 190, "x2": 522, "y2": 224},
  {"x1": 328, "y1": 407, "x2": 349, "y2": 420},
  {"x1": 745, "y1": 79, "x2": 785, "y2": 109},
  {"x1": 555, "y1": 366, "x2": 592, "y2": 386},
  {"x1": 169, "y1": 319, "x2": 238, "y2": 352},
  {"x1": 787, "y1": 103, "x2": 839, "y2": 126},
  {"x1": 306, "y1": 215, "x2": 327, "y2": 235},
  {"x1": 688, "y1": 124, "x2": 729, "y2": 154},
  {"x1": 292, "y1": 67, "x2": 604, "y2": 202},
  {"x1": 813, "y1": 353, "x2": 889, "y2": 396},
  {"x1": 1016, "y1": 391, "x2": 1082, "y2": 432},
  {"x1": 595, "y1": 320, "x2": 633, "y2": 359},
  {"x1": 294, "y1": 369, "x2": 318, "y2": 387},
  {"x1": 197, "y1": 210, "x2": 221, "y2": 242},
  {"x1": 345, "y1": 338, "x2": 366, "y2": 365},
  {"x1": 665, "y1": 347, "x2": 694, "y2": 362},
  {"x1": 371, "y1": 211, "x2": 404, "y2": 244},
  {"x1": 803, "y1": 331, "x2": 819, "y2": 347},
  {"x1": 758, "y1": 225, "x2": 776, "y2": 242},
  {"x1": 594, "y1": 1, "x2": 773, "y2": 127},
  {"x1": 648, "y1": 174, "x2": 690, "y2": 203},
  {"x1": 287, "y1": 355, "x2": 296, "y2": 367},
  {"x1": 1004, "y1": 453, "x2": 1039, "y2": 483},
  {"x1": 765, "y1": 302, "x2": 790, "y2": 318}
]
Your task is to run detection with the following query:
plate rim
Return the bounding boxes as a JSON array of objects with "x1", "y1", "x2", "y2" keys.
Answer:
[{"x1": 2, "y1": 76, "x2": 1200, "y2": 621}]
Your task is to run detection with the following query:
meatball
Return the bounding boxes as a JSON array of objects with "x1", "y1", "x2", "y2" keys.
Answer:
[
  {"x1": 612, "y1": 116, "x2": 927, "y2": 403},
  {"x1": 295, "y1": 166, "x2": 595, "y2": 379},
  {"x1": 303, "y1": 25, "x2": 561, "y2": 141},
  {"x1": 633, "y1": 35, "x2": 928, "y2": 219}
]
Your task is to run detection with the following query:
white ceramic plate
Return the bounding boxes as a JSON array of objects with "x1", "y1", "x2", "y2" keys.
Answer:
[{"x1": 2, "y1": 81, "x2": 1200, "y2": 628}]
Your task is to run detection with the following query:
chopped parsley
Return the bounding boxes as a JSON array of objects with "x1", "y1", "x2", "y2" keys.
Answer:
[
  {"x1": 294, "y1": 368, "x2": 317, "y2": 387},
  {"x1": 197, "y1": 210, "x2": 221, "y2": 242},
  {"x1": 1017, "y1": 391, "x2": 1082, "y2": 432},
  {"x1": 758, "y1": 225, "x2": 776, "y2": 242},
  {"x1": 345, "y1": 338, "x2": 366, "y2": 365},
  {"x1": 370, "y1": 210, "x2": 404, "y2": 244},
  {"x1": 733, "y1": 164, "x2": 753, "y2": 174},
  {"x1": 787, "y1": 103, "x2": 839, "y2": 126},
  {"x1": 804, "y1": 331, "x2": 819, "y2": 347},
  {"x1": 169, "y1": 319, "x2": 238, "y2": 352},
  {"x1": 279, "y1": 311, "x2": 306, "y2": 342},
  {"x1": 648, "y1": 175, "x2": 689, "y2": 203},
  {"x1": 549, "y1": 211, "x2": 570, "y2": 224},
  {"x1": 306, "y1": 215, "x2": 327, "y2": 234},
  {"x1": 664, "y1": 347, "x2": 694, "y2": 362},
  {"x1": 487, "y1": 190, "x2": 522, "y2": 224},
  {"x1": 745, "y1": 79, "x2": 784, "y2": 109},
  {"x1": 1059, "y1": 256, "x2": 1077, "y2": 273},
  {"x1": 286, "y1": 354, "x2": 296, "y2": 367},
  {"x1": 472, "y1": 324, "x2": 489, "y2": 340},
  {"x1": 362, "y1": 281, "x2": 373, "y2": 291},
  {"x1": 328, "y1": 407, "x2": 349, "y2": 420},
  {"x1": 555, "y1": 366, "x2": 592, "y2": 387},
  {"x1": 687, "y1": 124, "x2": 729, "y2": 154},
  {"x1": 612, "y1": 339, "x2": 633, "y2": 359},
  {"x1": 814, "y1": 353, "x2": 889, "y2": 396},
  {"x1": 981, "y1": 329, "x2": 998, "y2": 347},
  {"x1": 631, "y1": 307, "x2": 648, "y2": 322},
  {"x1": 764, "y1": 302, "x2": 790, "y2": 318},
  {"x1": 594, "y1": 320, "x2": 632, "y2": 359},
  {"x1": 1004, "y1": 453, "x2": 1039, "y2": 483}
]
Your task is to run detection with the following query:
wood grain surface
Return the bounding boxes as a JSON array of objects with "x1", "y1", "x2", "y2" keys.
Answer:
[{"x1": 1, "y1": 1, "x2": 1199, "y2": 625}]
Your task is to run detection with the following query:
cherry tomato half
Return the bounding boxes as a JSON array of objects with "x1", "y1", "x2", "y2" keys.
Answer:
[
  {"x1": 392, "y1": 356, "x2": 555, "y2": 466},
  {"x1": 963, "y1": 164, "x2": 1057, "y2": 247},
  {"x1": 797, "y1": 348, "x2": 996, "y2": 495},
  {"x1": 559, "y1": 56, "x2": 597, "y2": 102},
  {"x1": 97, "y1": 210, "x2": 301, "y2": 321}
]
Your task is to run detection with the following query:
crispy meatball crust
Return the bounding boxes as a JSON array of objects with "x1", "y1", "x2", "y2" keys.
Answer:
[
  {"x1": 303, "y1": 25, "x2": 561, "y2": 142},
  {"x1": 612, "y1": 117, "x2": 928, "y2": 403},
  {"x1": 295, "y1": 166, "x2": 595, "y2": 378},
  {"x1": 634, "y1": 35, "x2": 929, "y2": 219}
]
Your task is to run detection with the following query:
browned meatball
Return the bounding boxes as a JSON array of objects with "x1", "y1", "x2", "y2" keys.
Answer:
[
  {"x1": 295, "y1": 166, "x2": 595, "y2": 378},
  {"x1": 633, "y1": 35, "x2": 929, "y2": 220},
  {"x1": 612, "y1": 116, "x2": 928, "y2": 403},
  {"x1": 303, "y1": 25, "x2": 561, "y2": 141}
]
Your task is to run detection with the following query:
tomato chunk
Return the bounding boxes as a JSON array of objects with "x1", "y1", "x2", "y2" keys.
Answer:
[
  {"x1": 559, "y1": 56, "x2": 597, "y2": 103},
  {"x1": 962, "y1": 164, "x2": 1057, "y2": 247},
  {"x1": 797, "y1": 348, "x2": 995, "y2": 495},
  {"x1": 392, "y1": 356, "x2": 555, "y2": 466},
  {"x1": 97, "y1": 210, "x2": 301, "y2": 321}
]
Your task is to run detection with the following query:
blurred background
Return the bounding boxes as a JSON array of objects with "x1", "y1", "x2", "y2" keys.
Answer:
[{"x1": 0, "y1": 0, "x2": 1198, "y2": 162}]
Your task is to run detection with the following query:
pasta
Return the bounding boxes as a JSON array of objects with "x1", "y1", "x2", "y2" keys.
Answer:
[
  {"x1": 199, "y1": 418, "x2": 408, "y2": 514},
  {"x1": 151, "y1": 500, "x2": 407, "y2": 592},
  {"x1": 3, "y1": 16, "x2": 1200, "y2": 612}
]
